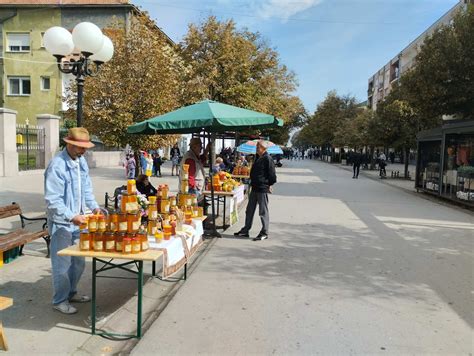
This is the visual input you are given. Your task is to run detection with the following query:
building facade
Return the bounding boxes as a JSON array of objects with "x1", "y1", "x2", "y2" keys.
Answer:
[
  {"x1": 367, "y1": 0, "x2": 471, "y2": 111},
  {"x1": 0, "y1": 1, "x2": 136, "y2": 125}
]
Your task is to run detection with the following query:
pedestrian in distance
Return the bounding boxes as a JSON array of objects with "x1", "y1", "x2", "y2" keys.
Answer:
[
  {"x1": 352, "y1": 149, "x2": 363, "y2": 179},
  {"x1": 127, "y1": 154, "x2": 136, "y2": 179},
  {"x1": 171, "y1": 143, "x2": 181, "y2": 176},
  {"x1": 379, "y1": 152, "x2": 387, "y2": 178},
  {"x1": 44, "y1": 127, "x2": 100, "y2": 314},
  {"x1": 153, "y1": 153, "x2": 163, "y2": 177},
  {"x1": 234, "y1": 140, "x2": 277, "y2": 241}
]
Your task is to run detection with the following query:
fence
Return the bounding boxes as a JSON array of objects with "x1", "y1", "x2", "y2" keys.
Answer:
[{"x1": 16, "y1": 124, "x2": 45, "y2": 171}]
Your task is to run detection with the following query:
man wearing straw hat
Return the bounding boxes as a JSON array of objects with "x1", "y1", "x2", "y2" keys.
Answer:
[{"x1": 44, "y1": 127, "x2": 100, "y2": 314}]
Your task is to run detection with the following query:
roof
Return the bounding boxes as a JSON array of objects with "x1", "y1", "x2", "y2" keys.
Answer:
[{"x1": 0, "y1": 0, "x2": 129, "y2": 4}]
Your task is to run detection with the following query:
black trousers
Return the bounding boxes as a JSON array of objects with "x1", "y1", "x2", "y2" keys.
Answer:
[{"x1": 353, "y1": 164, "x2": 360, "y2": 177}]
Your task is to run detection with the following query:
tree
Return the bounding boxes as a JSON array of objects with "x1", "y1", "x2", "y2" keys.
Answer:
[
  {"x1": 179, "y1": 16, "x2": 304, "y2": 144},
  {"x1": 333, "y1": 109, "x2": 375, "y2": 148},
  {"x1": 401, "y1": 6, "x2": 474, "y2": 119},
  {"x1": 64, "y1": 13, "x2": 184, "y2": 150}
]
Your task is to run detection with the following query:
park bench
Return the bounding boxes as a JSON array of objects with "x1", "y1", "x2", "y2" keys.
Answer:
[{"x1": 0, "y1": 203, "x2": 50, "y2": 259}]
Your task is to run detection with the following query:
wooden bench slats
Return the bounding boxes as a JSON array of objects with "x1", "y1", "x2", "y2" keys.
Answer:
[
  {"x1": 0, "y1": 229, "x2": 49, "y2": 253},
  {"x1": 0, "y1": 297, "x2": 13, "y2": 311},
  {"x1": 0, "y1": 204, "x2": 22, "y2": 220}
]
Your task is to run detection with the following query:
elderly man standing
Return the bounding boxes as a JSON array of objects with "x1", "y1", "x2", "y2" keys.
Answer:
[
  {"x1": 44, "y1": 128, "x2": 100, "y2": 314},
  {"x1": 234, "y1": 140, "x2": 277, "y2": 241}
]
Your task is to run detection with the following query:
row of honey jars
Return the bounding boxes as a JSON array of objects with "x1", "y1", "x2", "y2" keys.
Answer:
[
  {"x1": 79, "y1": 230, "x2": 148, "y2": 253},
  {"x1": 178, "y1": 193, "x2": 197, "y2": 208},
  {"x1": 157, "y1": 185, "x2": 169, "y2": 199},
  {"x1": 82, "y1": 212, "x2": 141, "y2": 233}
]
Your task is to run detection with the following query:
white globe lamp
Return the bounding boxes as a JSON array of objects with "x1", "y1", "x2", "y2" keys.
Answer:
[
  {"x1": 43, "y1": 26, "x2": 74, "y2": 56},
  {"x1": 72, "y1": 22, "x2": 104, "y2": 55},
  {"x1": 90, "y1": 35, "x2": 114, "y2": 63}
]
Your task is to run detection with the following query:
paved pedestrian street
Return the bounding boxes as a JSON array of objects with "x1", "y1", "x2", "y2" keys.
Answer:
[{"x1": 133, "y1": 159, "x2": 473, "y2": 355}]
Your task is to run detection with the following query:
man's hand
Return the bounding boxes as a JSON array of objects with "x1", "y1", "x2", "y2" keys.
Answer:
[
  {"x1": 92, "y1": 208, "x2": 102, "y2": 215},
  {"x1": 71, "y1": 215, "x2": 87, "y2": 226},
  {"x1": 269, "y1": 186, "x2": 273, "y2": 194}
]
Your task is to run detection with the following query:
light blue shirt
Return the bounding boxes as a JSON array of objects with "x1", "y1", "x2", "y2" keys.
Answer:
[{"x1": 44, "y1": 149, "x2": 99, "y2": 225}]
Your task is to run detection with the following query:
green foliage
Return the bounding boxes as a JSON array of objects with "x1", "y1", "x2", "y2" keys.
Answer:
[{"x1": 400, "y1": 6, "x2": 474, "y2": 119}]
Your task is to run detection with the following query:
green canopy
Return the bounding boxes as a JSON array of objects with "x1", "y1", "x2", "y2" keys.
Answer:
[{"x1": 127, "y1": 100, "x2": 283, "y2": 135}]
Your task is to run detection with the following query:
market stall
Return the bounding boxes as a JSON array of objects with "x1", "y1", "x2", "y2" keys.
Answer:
[{"x1": 127, "y1": 99, "x2": 283, "y2": 234}]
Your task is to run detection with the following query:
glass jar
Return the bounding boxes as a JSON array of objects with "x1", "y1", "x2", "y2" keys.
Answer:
[
  {"x1": 115, "y1": 232, "x2": 125, "y2": 252},
  {"x1": 171, "y1": 220, "x2": 176, "y2": 235},
  {"x1": 79, "y1": 231, "x2": 90, "y2": 251},
  {"x1": 98, "y1": 215, "x2": 107, "y2": 232},
  {"x1": 185, "y1": 211, "x2": 193, "y2": 225},
  {"x1": 121, "y1": 193, "x2": 128, "y2": 213},
  {"x1": 138, "y1": 232, "x2": 148, "y2": 251},
  {"x1": 127, "y1": 212, "x2": 141, "y2": 233},
  {"x1": 123, "y1": 237, "x2": 132, "y2": 254},
  {"x1": 180, "y1": 180, "x2": 189, "y2": 194},
  {"x1": 161, "y1": 185, "x2": 169, "y2": 199},
  {"x1": 162, "y1": 223, "x2": 172, "y2": 235},
  {"x1": 104, "y1": 231, "x2": 115, "y2": 252},
  {"x1": 127, "y1": 179, "x2": 136, "y2": 195},
  {"x1": 155, "y1": 230, "x2": 163, "y2": 242},
  {"x1": 109, "y1": 212, "x2": 118, "y2": 232},
  {"x1": 160, "y1": 199, "x2": 170, "y2": 214},
  {"x1": 148, "y1": 204, "x2": 158, "y2": 220},
  {"x1": 192, "y1": 206, "x2": 199, "y2": 218},
  {"x1": 127, "y1": 194, "x2": 138, "y2": 213},
  {"x1": 198, "y1": 207, "x2": 204, "y2": 217},
  {"x1": 118, "y1": 212, "x2": 128, "y2": 232},
  {"x1": 147, "y1": 220, "x2": 157, "y2": 236},
  {"x1": 131, "y1": 237, "x2": 141, "y2": 254},
  {"x1": 191, "y1": 195, "x2": 197, "y2": 206},
  {"x1": 164, "y1": 232, "x2": 172, "y2": 241},
  {"x1": 186, "y1": 195, "x2": 193, "y2": 207},
  {"x1": 93, "y1": 232, "x2": 104, "y2": 251},
  {"x1": 183, "y1": 163, "x2": 189, "y2": 172},
  {"x1": 88, "y1": 215, "x2": 98, "y2": 232},
  {"x1": 149, "y1": 196, "x2": 157, "y2": 205},
  {"x1": 79, "y1": 217, "x2": 88, "y2": 231}
]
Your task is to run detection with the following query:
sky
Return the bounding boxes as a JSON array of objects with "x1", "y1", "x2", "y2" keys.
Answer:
[{"x1": 134, "y1": 0, "x2": 459, "y2": 113}]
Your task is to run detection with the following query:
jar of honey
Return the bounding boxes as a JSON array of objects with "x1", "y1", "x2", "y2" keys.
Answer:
[
  {"x1": 147, "y1": 220, "x2": 157, "y2": 236},
  {"x1": 155, "y1": 230, "x2": 163, "y2": 242},
  {"x1": 148, "y1": 203, "x2": 158, "y2": 220},
  {"x1": 109, "y1": 212, "x2": 118, "y2": 232},
  {"x1": 121, "y1": 193, "x2": 128, "y2": 213},
  {"x1": 127, "y1": 179, "x2": 137, "y2": 195},
  {"x1": 118, "y1": 212, "x2": 128, "y2": 232},
  {"x1": 138, "y1": 232, "x2": 148, "y2": 251},
  {"x1": 131, "y1": 237, "x2": 141, "y2": 254},
  {"x1": 162, "y1": 222, "x2": 172, "y2": 235},
  {"x1": 127, "y1": 195, "x2": 138, "y2": 213},
  {"x1": 198, "y1": 207, "x2": 204, "y2": 217},
  {"x1": 93, "y1": 232, "x2": 104, "y2": 251},
  {"x1": 127, "y1": 212, "x2": 141, "y2": 232},
  {"x1": 164, "y1": 232, "x2": 172, "y2": 241},
  {"x1": 123, "y1": 237, "x2": 132, "y2": 254},
  {"x1": 115, "y1": 232, "x2": 125, "y2": 252},
  {"x1": 88, "y1": 215, "x2": 98, "y2": 232},
  {"x1": 185, "y1": 211, "x2": 193, "y2": 225},
  {"x1": 170, "y1": 220, "x2": 176, "y2": 235},
  {"x1": 183, "y1": 163, "x2": 189, "y2": 172},
  {"x1": 161, "y1": 185, "x2": 169, "y2": 199},
  {"x1": 149, "y1": 195, "x2": 157, "y2": 204},
  {"x1": 104, "y1": 231, "x2": 115, "y2": 252},
  {"x1": 193, "y1": 206, "x2": 199, "y2": 218},
  {"x1": 186, "y1": 195, "x2": 193, "y2": 207},
  {"x1": 191, "y1": 195, "x2": 197, "y2": 206},
  {"x1": 79, "y1": 231, "x2": 90, "y2": 251},
  {"x1": 180, "y1": 180, "x2": 189, "y2": 193},
  {"x1": 79, "y1": 216, "x2": 88, "y2": 231},
  {"x1": 98, "y1": 215, "x2": 107, "y2": 232},
  {"x1": 160, "y1": 199, "x2": 170, "y2": 214}
]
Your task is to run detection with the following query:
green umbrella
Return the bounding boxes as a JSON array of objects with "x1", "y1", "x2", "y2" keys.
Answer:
[{"x1": 127, "y1": 100, "x2": 282, "y2": 134}]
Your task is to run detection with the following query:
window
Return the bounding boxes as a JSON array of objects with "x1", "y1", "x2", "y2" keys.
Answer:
[
  {"x1": 40, "y1": 32, "x2": 45, "y2": 48},
  {"x1": 41, "y1": 76, "x2": 50, "y2": 90},
  {"x1": 8, "y1": 76, "x2": 31, "y2": 96},
  {"x1": 6, "y1": 33, "x2": 30, "y2": 52}
]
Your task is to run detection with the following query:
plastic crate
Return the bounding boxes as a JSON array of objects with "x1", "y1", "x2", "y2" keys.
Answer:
[{"x1": 2, "y1": 246, "x2": 20, "y2": 264}]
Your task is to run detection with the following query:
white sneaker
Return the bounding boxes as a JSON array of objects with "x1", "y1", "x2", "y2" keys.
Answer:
[{"x1": 53, "y1": 301, "x2": 77, "y2": 314}]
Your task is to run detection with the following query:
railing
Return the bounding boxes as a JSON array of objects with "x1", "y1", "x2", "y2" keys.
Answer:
[{"x1": 16, "y1": 124, "x2": 46, "y2": 171}]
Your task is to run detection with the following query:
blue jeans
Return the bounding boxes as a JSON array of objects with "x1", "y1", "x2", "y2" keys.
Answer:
[
  {"x1": 50, "y1": 224, "x2": 84, "y2": 305},
  {"x1": 128, "y1": 168, "x2": 135, "y2": 179}
]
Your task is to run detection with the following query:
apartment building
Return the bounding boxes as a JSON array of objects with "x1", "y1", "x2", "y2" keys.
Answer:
[
  {"x1": 0, "y1": 0, "x2": 172, "y2": 125},
  {"x1": 367, "y1": 0, "x2": 471, "y2": 111}
]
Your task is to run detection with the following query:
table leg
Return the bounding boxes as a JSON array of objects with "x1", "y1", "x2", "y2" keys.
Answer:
[
  {"x1": 184, "y1": 263, "x2": 187, "y2": 280},
  {"x1": 152, "y1": 261, "x2": 156, "y2": 276},
  {"x1": 92, "y1": 258, "x2": 97, "y2": 335},
  {"x1": 137, "y1": 260, "x2": 144, "y2": 338},
  {"x1": 223, "y1": 196, "x2": 226, "y2": 230}
]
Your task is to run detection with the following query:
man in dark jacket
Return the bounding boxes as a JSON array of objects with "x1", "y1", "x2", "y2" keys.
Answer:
[
  {"x1": 234, "y1": 140, "x2": 277, "y2": 241},
  {"x1": 352, "y1": 149, "x2": 363, "y2": 179}
]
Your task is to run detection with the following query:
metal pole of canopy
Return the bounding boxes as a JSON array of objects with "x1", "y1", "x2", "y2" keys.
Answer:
[{"x1": 206, "y1": 130, "x2": 221, "y2": 238}]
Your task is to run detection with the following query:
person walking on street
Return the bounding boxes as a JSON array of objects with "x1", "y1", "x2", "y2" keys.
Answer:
[
  {"x1": 44, "y1": 127, "x2": 100, "y2": 314},
  {"x1": 234, "y1": 140, "x2": 277, "y2": 241},
  {"x1": 171, "y1": 143, "x2": 181, "y2": 176},
  {"x1": 127, "y1": 154, "x2": 136, "y2": 179},
  {"x1": 352, "y1": 149, "x2": 362, "y2": 179},
  {"x1": 379, "y1": 152, "x2": 387, "y2": 178},
  {"x1": 153, "y1": 153, "x2": 163, "y2": 177}
]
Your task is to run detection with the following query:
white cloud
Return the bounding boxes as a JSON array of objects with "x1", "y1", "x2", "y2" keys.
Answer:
[{"x1": 253, "y1": 0, "x2": 323, "y2": 21}]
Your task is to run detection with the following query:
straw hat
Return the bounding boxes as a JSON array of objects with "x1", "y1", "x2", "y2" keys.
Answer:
[
  {"x1": 63, "y1": 127, "x2": 95, "y2": 148},
  {"x1": 189, "y1": 138, "x2": 202, "y2": 147}
]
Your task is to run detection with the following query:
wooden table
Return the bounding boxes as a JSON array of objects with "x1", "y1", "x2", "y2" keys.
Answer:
[{"x1": 58, "y1": 245, "x2": 163, "y2": 339}]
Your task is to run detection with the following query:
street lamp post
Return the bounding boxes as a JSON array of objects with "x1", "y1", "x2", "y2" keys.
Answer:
[{"x1": 43, "y1": 22, "x2": 114, "y2": 127}]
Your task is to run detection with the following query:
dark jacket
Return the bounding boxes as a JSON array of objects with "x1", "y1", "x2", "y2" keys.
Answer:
[
  {"x1": 136, "y1": 182, "x2": 157, "y2": 197},
  {"x1": 352, "y1": 152, "x2": 362, "y2": 165},
  {"x1": 250, "y1": 152, "x2": 277, "y2": 193}
]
